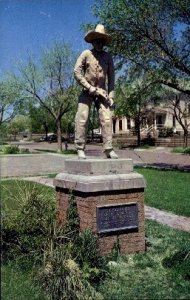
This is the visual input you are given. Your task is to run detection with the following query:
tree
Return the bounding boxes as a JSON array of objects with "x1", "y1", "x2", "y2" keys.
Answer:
[
  {"x1": 93, "y1": 0, "x2": 190, "y2": 95},
  {"x1": 7, "y1": 115, "x2": 30, "y2": 141},
  {"x1": 173, "y1": 95, "x2": 190, "y2": 147},
  {"x1": 115, "y1": 76, "x2": 161, "y2": 145},
  {"x1": 28, "y1": 103, "x2": 56, "y2": 138},
  {"x1": 163, "y1": 89, "x2": 190, "y2": 147},
  {"x1": 0, "y1": 79, "x2": 21, "y2": 125},
  {"x1": 14, "y1": 41, "x2": 78, "y2": 151}
]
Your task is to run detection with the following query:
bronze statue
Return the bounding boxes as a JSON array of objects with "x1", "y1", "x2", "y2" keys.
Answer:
[{"x1": 74, "y1": 24, "x2": 118, "y2": 159}]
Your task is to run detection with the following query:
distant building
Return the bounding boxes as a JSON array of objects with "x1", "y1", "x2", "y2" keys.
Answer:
[{"x1": 111, "y1": 100, "x2": 190, "y2": 137}]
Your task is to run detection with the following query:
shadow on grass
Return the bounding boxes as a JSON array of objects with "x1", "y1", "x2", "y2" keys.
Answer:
[
  {"x1": 162, "y1": 246, "x2": 190, "y2": 280},
  {"x1": 35, "y1": 149, "x2": 77, "y2": 155}
]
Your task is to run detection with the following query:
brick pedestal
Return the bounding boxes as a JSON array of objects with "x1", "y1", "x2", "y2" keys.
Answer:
[{"x1": 54, "y1": 159, "x2": 146, "y2": 255}]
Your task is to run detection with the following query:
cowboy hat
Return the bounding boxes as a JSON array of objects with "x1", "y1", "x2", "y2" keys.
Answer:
[{"x1": 84, "y1": 24, "x2": 112, "y2": 44}]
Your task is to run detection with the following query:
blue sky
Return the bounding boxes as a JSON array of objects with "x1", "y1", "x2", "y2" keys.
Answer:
[{"x1": 0, "y1": 0, "x2": 97, "y2": 78}]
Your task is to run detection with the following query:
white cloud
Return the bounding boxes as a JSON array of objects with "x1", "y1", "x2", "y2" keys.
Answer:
[{"x1": 40, "y1": 11, "x2": 51, "y2": 18}]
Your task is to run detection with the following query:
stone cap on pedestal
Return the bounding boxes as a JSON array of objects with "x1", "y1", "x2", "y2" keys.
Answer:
[
  {"x1": 54, "y1": 158, "x2": 146, "y2": 193},
  {"x1": 64, "y1": 158, "x2": 133, "y2": 175}
]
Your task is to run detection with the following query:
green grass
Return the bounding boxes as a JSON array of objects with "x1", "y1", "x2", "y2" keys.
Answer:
[
  {"x1": 2, "y1": 220, "x2": 190, "y2": 300},
  {"x1": 0, "y1": 149, "x2": 31, "y2": 155},
  {"x1": 1, "y1": 179, "x2": 55, "y2": 211},
  {"x1": 136, "y1": 167, "x2": 190, "y2": 217},
  {"x1": 1, "y1": 180, "x2": 55, "y2": 299},
  {"x1": 1, "y1": 177, "x2": 190, "y2": 299},
  {"x1": 47, "y1": 173, "x2": 58, "y2": 178},
  {"x1": 172, "y1": 147, "x2": 190, "y2": 154},
  {"x1": 1, "y1": 259, "x2": 47, "y2": 300},
  {"x1": 0, "y1": 145, "x2": 32, "y2": 155},
  {"x1": 99, "y1": 220, "x2": 190, "y2": 300},
  {"x1": 35, "y1": 148, "x2": 77, "y2": 155}
]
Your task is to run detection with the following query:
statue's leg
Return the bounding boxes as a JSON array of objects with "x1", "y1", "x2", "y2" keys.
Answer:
[
  {"x1": 98, "y1": 102, "x2": 113, "y2": 150},
  {"x1": 75, "y1": 93, "x2": 92, "y2": 150},
  {"x1": 98, "y1": 102, "x2": 118, "y2": 158}
]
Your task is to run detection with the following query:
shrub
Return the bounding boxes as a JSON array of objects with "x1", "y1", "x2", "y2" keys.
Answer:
[
  {"x1": 74, "y1": 229, "x2": 107, "y2": 284},
  {"x1": 63, "y1": 193, "x2": 107, "y2": 283},
  {"x1": 2, "y1": 182, "x2": 55, "y2": 261},
  {"x1": 172, "y1": 147, "x2": 190, "y2": 154},
  {"x1": 61, "y1": 149, "x2": 78, "y2": 155},
  {"x1": 141, "y1": 137, "x2": 156, "y2": 146},
  {"x1": 19, "y1": 148, "x2": 30, "y2": 154},
  {"x1": 2, "y1": 183, "x2": 106, "y2": 299},
  {"x1": 38, "y1": 244, "x2": 104, "y2": 300},
  {"x1": 158, "y1": 127, "x2": 173, "y2": 137},
  {"x1": 37, "y1": 191, "x2": 106, "y2": 299},
  {"x1": 3, "y1": 145, "x2": 20, "y2": 154},
  {"x1": 183, "y1": 147, "x2": 190, "y2": 154}
]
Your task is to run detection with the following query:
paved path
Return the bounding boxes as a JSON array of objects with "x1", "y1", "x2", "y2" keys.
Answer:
[
  {"x1": 22, "y1": 176, "x2": 190, "y2": 233},
  {"x1": 1, "y1": 142, "x2": 190, "y2": 177},
  {"x1": 0, "y1": 153, "x2": 75, "y2": 177}
]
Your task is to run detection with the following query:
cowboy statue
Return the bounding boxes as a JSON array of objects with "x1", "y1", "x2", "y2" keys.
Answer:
[{"x1": 74, "y1": 24, "x2": 118, "y2": 160}]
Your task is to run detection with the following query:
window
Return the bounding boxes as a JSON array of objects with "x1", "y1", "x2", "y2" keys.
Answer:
[
  {"x1": 173, "y1": 116, "x2": 176, "y2": 127},
  {"x1": 188, "y1": 103, "x2": 190, "y2": 114},
  {"x1": 119, "y1": 119, "x2": 122, "y2": 131},
  {"x1": 127, "y1": 118, "x2": 131, "y2": 129}
]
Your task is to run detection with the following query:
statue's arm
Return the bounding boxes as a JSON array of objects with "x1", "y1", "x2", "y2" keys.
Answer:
[{"x1": 74, "y1": 51, "x2": 92, "y2": 91}]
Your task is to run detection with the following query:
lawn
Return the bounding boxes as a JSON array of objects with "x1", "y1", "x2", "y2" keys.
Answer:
[
  {"x1": 1, "y1": 180, "x2": 55, "y2": 211},
  {"x1": 2, "y1": 219, "x2": 190, "y2": 299},
  {"x1": 98, "y1": 220, "x2": 190, "y2": 299},
  {"x1": 1, "y1": 176, "x2": 190, "y2": 299},
  {"x1": 136, "y1": 167, "x2": 190, "y2": 217},
  {"x1": 34, "y1": 148, "x2": 77, "y2": 155},
  {"x1": 1, "y1": 260, "x2": 46, "y2": 300}
]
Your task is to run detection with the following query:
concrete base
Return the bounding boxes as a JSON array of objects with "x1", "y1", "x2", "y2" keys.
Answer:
[{"x1": 54, "y1": 159, "x2": 146, "y2": 255}]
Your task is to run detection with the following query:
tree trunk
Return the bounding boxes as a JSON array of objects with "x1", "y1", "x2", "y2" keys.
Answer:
[
  {"x1": 137, "y1": 124, "x2": 141, "y2": 147},
  {"x1": 56, "y1": 118, "x2": 62, "y2": 152},
  {"x1": 183, "y1": 129, "x2": 188, "y2": 148},
  {"x1": 135, "y1": 116, "x2": 141, "y2": 146},
  {"x1": 44, "y1": 122, "x2": 48, "y2": 140}
]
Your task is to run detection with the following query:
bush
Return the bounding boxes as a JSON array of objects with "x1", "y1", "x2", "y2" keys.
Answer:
[
  {"x1": 61, "y1": 149, "x2": 78, "y2": 155},
  {"x1": 19, "y1": 148, "x2": 30, "y2": 154},
  {"x1": 3, "y1": 145, "x2": 20, "y2": 154},
  {"x1": 38, "y1": 244, "x2": 103, "y2": 300},
  {"x1": 2, "y1": 182, "x2": 108, "y2": 299},
  {"x1": 141, "y1": 137, "x2": 156, "y2": 146},
  {"x1": 183, "y1": 147, "x2": 190, "y2": 154},
  {"x1": 36, "y1": 192, "x2": 105, "y2": 299},
  {"x1": 172, "y1": 147, "x2": 190, "y2": 154},
  {"x1": 158, "y1": 127, "x2": 173, "y2": 137},
  {"x1": 2, "y1": 182, "x2": 55, "y2": 261},
  {"x1": 63, "y1": 193, "x2": 107, "y2": 284}
]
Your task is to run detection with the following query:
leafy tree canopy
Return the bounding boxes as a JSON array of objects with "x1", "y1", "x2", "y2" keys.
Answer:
[
  {"x1": 12, "y1": 41, "x2": 79, "y2": 151},
  {"x1": 0, "y1": 79, "x2": 22, "y2": 125},
  {"x1": 93, "y1": 0, "x2": 190, "y2": 95}
]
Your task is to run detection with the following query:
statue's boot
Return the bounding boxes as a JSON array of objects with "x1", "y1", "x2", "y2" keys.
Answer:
[
  {"x1": 105, "y1": 149, "x2": 118, "y2": 159},
  {"x1": 77, "y1": 150, "x2": 86, "y2": 159}
]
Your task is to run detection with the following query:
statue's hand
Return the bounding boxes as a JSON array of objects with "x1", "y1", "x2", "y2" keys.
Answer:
[
  {"x1": 96, "y1": 88, "x2": 115, "y2": 108},
  {"x1": 88, "y1": 86, "x2": 97, "y2": 95},
  {"x1": 109, "y1": 98, "x2": 114, "y2": 107},
  {"x1": 95, "y1": 88, "x2": 108, "y2": 101}
]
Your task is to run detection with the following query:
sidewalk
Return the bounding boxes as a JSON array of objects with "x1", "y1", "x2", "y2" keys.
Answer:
[
  {"x1": 1, "y1": 143, "x2": 190, "y2": 177},
  {"x1": 0, "y1": 153, "x2": 74, "y2": 177}
]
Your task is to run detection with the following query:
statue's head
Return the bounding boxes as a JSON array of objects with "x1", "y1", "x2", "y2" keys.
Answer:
[{"x1": 84, "y1": 24, "x2": 112, "y2": 47}]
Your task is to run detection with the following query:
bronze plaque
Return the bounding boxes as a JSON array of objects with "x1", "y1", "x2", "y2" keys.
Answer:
[{"x1": 97, "y1": 203, "x2": 138, "y2": 234}]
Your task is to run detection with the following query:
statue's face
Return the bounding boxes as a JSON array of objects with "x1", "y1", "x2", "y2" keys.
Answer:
[{"x1": 92, "y1": 39, "x2": 106, "y2": 51}]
